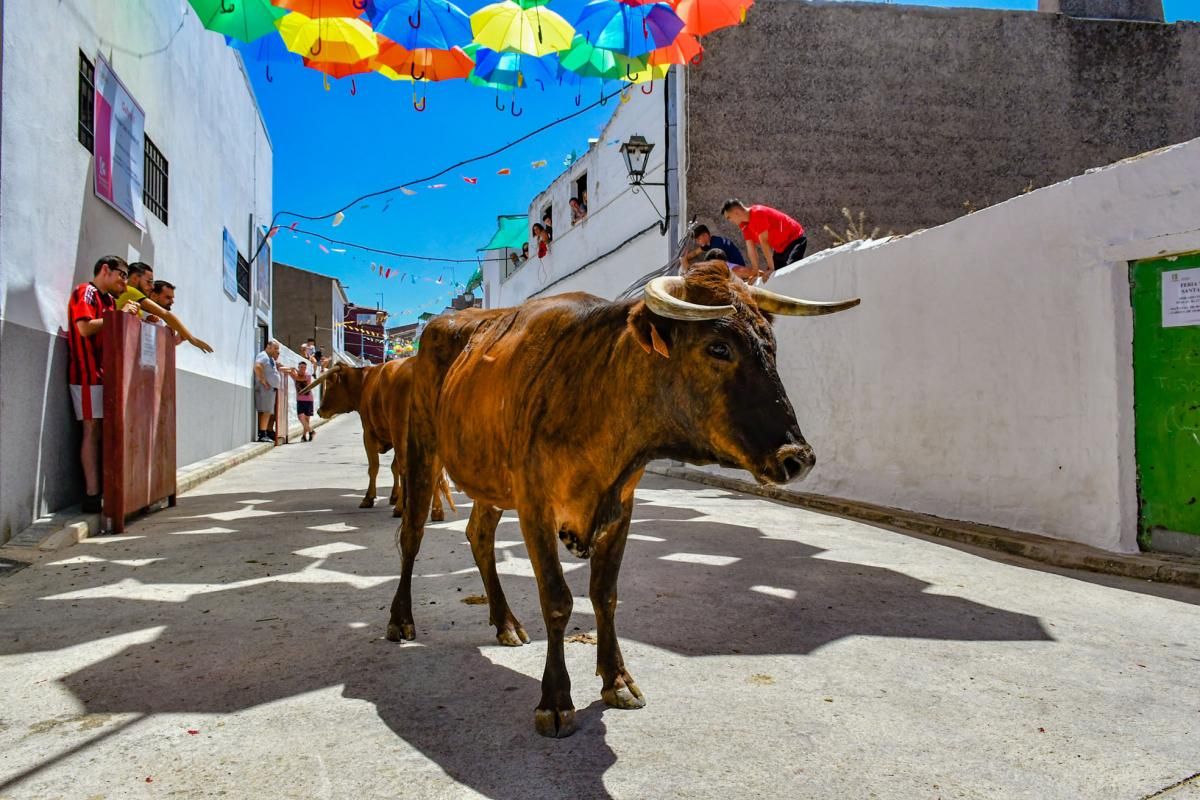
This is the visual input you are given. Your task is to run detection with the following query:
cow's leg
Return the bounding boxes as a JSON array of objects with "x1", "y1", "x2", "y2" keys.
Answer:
[
  {"x1": 465, "y1": 504, "x2": 529, "y2": 646},
  {"x1": 386, "y1": 442, "x2": 437, "y2": 642},
  {"x1": 591, "y1": 498, "x2": 645, "y2": 710},
  {"x1": 361, "y1": 430, "x2": 380, "y2": 508},
  {"x1": 388, "y1": 453, "x2": 402, "y2": 509},
  {"x1": 523, "y1": 515, "x2": 576, "y2": 738}
]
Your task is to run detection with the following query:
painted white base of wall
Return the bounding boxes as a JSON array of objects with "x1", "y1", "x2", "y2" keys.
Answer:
[{"x1": 757, "y1": 139, "x2": 1200, "y2": 555}]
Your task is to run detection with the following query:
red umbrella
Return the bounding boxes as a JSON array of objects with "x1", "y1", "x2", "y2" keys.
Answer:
[
  {"x1": 647, "y1": 32, "x2": 702, "y2": 65},
  {"x1": 303, "y1": 56, "x2": 376, "y2": 77},
  {"x1": 380, "y1": 45, "x2": 475, "y2": 80},
  {"x1": 675, "y1": 0, "x2": 752, "y2": 36},
  {"x1": 272, "y1": 0, "x2": 368, "y2": 17}
]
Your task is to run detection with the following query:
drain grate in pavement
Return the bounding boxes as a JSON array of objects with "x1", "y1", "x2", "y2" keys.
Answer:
[{"x1": 0, "y1": 557, "x2": 31, "y2": 579}]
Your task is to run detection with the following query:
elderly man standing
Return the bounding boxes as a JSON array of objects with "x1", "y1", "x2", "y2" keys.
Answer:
[{"x1": 254, "y1": 340, "x2": 283, "y2": 443}]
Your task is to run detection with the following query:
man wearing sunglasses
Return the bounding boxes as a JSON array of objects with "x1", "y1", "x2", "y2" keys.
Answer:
[{"x1": 68, "y1": 255, "x2": 138, "y2": 513}]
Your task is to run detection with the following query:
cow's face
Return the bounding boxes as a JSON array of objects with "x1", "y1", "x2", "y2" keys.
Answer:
[
  {"x1": 314, "y1": 366, "x2": 358, "y2": 418},
  {"x1": 629, "y1": 261, "x2": 859, "y2": 485}
]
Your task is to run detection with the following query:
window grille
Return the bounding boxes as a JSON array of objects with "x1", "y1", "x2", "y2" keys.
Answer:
[
  {"x1": 237, "y1": 252, "x2": 251, "y2": 302},
  {"x1": 78, "y1": 51, "x2": 95, "y2": 152},
  {"x1": 143, "y1": 136, "x2": 169, "y2": 224}
]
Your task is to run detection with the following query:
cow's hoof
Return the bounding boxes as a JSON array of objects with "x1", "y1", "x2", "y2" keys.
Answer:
[
  {"x1": 534, "y1": 707, "x2": 577, "y2": 738},
  {"x1": 386, "y1": 622, "x2": 416, "y2": 641},
  {"x1": 602, "y1": 680, "x2": 646, "y2": 710},
  {"x1": 392, "y1": 506, "x2": 403, "y2": 518},
  {"x1": 430, "y1": 509, "x2": 445, "y2": 522},
  {"x1": 496, "y1": 624, "x2": 530, "y2": 647},
  {"x1": 359, "y1": 497, "x2": 375, "y2": 509},
  {"x1": 389, "y1": 493, "x2": 400, "y2": 505}
]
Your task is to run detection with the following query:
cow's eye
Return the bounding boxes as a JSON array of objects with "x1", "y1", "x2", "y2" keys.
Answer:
[{"x1": 707, "y1": 342, "x2": 732, "y2": 361}]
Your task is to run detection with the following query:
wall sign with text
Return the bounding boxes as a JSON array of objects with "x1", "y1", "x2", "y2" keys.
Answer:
[
  {"x1": 1162, "y1": 266, "x2": 1200, "y2": 328},
  {"x1": 93, "y1": 56, "x2": 146, "y2": 230}
]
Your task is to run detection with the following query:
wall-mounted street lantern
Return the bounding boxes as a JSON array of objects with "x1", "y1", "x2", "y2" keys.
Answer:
[{"x1": 620, "y1": 133, "x2": 667, "y2": 233}]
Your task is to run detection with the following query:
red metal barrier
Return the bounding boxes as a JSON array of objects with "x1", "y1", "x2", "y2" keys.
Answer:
[{"x1": 102, "y1": 311, "x2": 177, "y2": 533}]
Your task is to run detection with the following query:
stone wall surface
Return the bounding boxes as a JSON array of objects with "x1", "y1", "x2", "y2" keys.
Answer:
[{"x1": 685, "y1": 0, "x2": 1200, "y2": 252}]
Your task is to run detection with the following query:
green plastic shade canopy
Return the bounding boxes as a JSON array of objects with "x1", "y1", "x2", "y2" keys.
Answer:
[
  {"x1": 470, "y1": 0, "x2": 575, "y2": 57},
  {"x1": 188, "y1": 0, "x2": 288, "y2": 43},
  {"x1": 481, "y1": 215, "x2": 530, "y2": 251}
]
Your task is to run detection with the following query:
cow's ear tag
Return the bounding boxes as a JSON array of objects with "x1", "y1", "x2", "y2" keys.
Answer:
[{"x1": 649, "y1": 324, "x2": 670, "y2": 359}]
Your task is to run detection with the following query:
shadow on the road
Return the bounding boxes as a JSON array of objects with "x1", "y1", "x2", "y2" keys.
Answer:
[{"x1": 3, "y1": 479, "x2": 1057, "y2": 799}]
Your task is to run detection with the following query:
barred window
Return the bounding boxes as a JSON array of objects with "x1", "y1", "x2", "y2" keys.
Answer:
[
  {"x1": 143, "y1": 135, "x2": 168, "y2": 224},
  {"x1": 78, "y1": 51, "x2": 95, "y2": 152},
  {"x1": 237, "y1": 252, "x2": 251, "y2": 303}
]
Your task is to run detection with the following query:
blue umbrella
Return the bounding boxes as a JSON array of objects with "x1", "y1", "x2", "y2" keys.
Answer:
[
  {"x1": 573, "y1": 0, "x2": 684, "y2": 57},
  {"x1": 473, "y1": 47, "x2": 558, "y2": 90},
  {"x1": 228, "y1": 32, "x2": 302, "y2": 81},
  {"x1": 376, "y1": 0, "x2": 473, "y2": 50}
]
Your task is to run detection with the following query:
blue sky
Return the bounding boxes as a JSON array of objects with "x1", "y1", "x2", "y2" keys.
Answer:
[{"x1": 249, "y1": 0, "x2": 1199, "y2": 325}]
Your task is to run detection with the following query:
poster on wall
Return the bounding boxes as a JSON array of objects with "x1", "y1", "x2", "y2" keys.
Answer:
[
  {"x1": 92, "y1": 56, "x2": 146, "y2": 230},
  {"x1": 222, "y1": 228, "x2": 238, "y2": 300},
  {"x1": 254, "y1": 228, "x2": 271, "y2": 316},
  {"x1": 1162, "y1": 266, "x2": 1200, "y2": 328}
]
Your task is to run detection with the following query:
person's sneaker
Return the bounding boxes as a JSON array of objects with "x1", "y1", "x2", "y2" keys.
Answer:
[
  {"x1": 81, "y1": 494, "x2": 102, "y2": 514},
  {"x1": 256, "y1": 433, "x2": 272, "y2": 443}
]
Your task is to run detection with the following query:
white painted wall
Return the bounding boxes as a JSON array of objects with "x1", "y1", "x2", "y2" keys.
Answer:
[
  {"x1": 709, "y1": 139, "x2": 1200, "y2": 554},
  {"x1": 0, "y1": 0, "x2": 271, "y2": 535},
  {"x1": 485, "y1": 87, "x2": 673, "y2": 307}
]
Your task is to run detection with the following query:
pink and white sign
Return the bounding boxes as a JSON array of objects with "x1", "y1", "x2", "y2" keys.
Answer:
[{"x1": 93, "y1": 56, "x2": 146, "y2": 230}]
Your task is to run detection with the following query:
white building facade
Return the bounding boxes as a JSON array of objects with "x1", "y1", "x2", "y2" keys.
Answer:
[
  {"x1": 482, "y1": 74, "x2": 684, "y2": 307},
  {"x1": 0, "y1": 0, "x2": 273, "y2": 541}
]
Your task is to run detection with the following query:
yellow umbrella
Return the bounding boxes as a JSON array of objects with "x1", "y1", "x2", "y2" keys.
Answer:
[
  {"x1": 470, "y1": 0, "x2": 574, "y2": 57},
  {"x1": 277, "y1": 12, "x2": 379, "y2": 64},
  {"x1": 623, "y1": 59, "x2": 669, "y2": 84}
]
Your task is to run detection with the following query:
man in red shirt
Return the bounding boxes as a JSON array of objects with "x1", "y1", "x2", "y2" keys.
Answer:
[
  {"x1": 721, "y1": 199, "x2": 808, "y2": 284},
  {"x1": 68, "y1": 255, "x2": 133, "y2": 513}
]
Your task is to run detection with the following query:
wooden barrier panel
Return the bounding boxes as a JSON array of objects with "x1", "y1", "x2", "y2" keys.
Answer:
[
  {"x1": 274, "y1": 373, "x2": 289, "y2": 446},
  {"x1": 102, "y1": 311, "x2": 177, "y2": 533}
]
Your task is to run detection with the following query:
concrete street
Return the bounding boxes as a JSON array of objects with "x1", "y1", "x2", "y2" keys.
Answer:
[{"x1": 1, "y1": 414, "x2": 1197, "y2": 800}]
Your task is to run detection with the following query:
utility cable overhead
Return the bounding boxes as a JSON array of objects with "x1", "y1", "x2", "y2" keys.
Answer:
[{"x1": 289, "y1": 228, "x2": 507, "y2": 264}]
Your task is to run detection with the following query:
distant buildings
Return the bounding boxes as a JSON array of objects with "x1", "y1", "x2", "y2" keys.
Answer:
[
  {"x1": 272, "y1": 262, "x2": 348, "y2": 361},
  {"x1": 343, "y1": 304, "x2": 388, "y2": 364}
]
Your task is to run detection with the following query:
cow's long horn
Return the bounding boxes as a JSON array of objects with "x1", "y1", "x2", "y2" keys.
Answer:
[
  {"x1": 643, "y1": 277, "x2": 735, "y2": 321},
  {"x1": 299, "y1": 365, "x2": 337, "y2": 395},
  {"x1": 749, "y1": 285, "x2": 861, "y2": 316}
]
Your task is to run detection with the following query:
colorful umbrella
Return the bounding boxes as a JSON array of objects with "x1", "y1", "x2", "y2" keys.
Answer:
[
  {"x1": 189, "y1": 0, "x2": 288, "y2": 43},
  {"x1": 229, "y1": 28, "x2": 304, "y2": 79},
  {"x1": 272, "y1": 0, "x2": 368, "y2": 17},
  {"x1": 376, "y1": 0, "x2": 473, "y2": 50},
  {"x1": 558, "y1": 35, "x2": 630, "y2": 79},
  {"x1": 647, "y1": 31, "x2": 701, "y2": 64},
  {"x1": 383, "y1": 45, "x2": 475, "y2": 80},
  {"x1": 674, "y1": 0, "x2": 752, "y2": 36},
  {"x1": 277, "y1": 12, "x2": 379, "y2": 62},
  {"x1": 472, "y1": 48, "x2": 558, "y2": 88},
  {"x1": 623, "y1": 57, "x2": 669, "y2": 83},
  {"x1": 469, "y1": 0, "x2": 575, "y2": 57},
  {"x1": 573, "y1": 0, "x2": 684, "y2": 58},
  {"x1": 302, "y1": 56, "x2": 376, "y2": 77}
]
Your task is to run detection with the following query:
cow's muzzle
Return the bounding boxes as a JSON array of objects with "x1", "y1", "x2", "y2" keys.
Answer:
[{"x1": 761, "y1": 443, "x2": 815, "y2": 485}]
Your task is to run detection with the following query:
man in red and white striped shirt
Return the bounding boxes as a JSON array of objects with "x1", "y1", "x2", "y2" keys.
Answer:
[{"x1": 68, "y1": 255, "x2": 133, "y2": 513}]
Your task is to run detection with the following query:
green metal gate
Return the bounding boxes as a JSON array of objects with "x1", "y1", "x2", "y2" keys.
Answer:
[{"x1": 1130, "y1": 253, "x2": 1200, "y2": 554}]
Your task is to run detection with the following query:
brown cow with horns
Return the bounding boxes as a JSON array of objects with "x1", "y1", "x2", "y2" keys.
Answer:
[{"x1": 387, "y1": 261, "x2": 859, "y2": 738}]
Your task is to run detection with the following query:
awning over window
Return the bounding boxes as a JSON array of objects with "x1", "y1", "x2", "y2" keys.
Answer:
[
  {"x1": 480, "y1": 214, "x2": 529, "y2": 251},
  {"x1": 465, "y1": 267, "x2": 483, "y2": 292}
]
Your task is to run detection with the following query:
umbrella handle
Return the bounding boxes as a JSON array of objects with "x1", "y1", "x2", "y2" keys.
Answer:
[
  {"x1": 353, "y1": 0, "x2": 367, "y2": 8},
  {"x1": 641, "y1": 80, "x2": 654, "y2": 94},
  {"x1": 495, "y1": 93, "x2": 506, "y2": 112},
  {"x1": 266, "y1": 64, "x2": 273, "y2": 83},
  {"x1": 599, "y1": 89, "x2": 608, "y2": 106},
  {"x1": 574, "y1": 91, "x2": 581, "y2": 106},
  {"x1": 535, "y1": 78, "x2": 545, "y2": 91},
  {"x1": 626, "y1": 62, "x2": 636, "y2": 81},
  {"x1": 414, "y1": 95, "x2": 427, "y2": 112},
  {"x1": 511, "y1": 98, "x2": 523, "y2": 117},
  {"x1": 409, "y1": 3, "x2": 421, "y2": 28},
  {"x1": 690, "y1": 51, "x2": 703, "y2": 65},
  {"x1": 219, "y1": 0, "x2": 235, "y2": 12},
  {"x1": 310, "y1": 38, "x2": 322, "y2": 56},
  {"x1": 410, "y1": 62, "x2": 426, "y2": 80},
  {"x1": 351, "y1": 78, "x2": 357, "y2": 96}
]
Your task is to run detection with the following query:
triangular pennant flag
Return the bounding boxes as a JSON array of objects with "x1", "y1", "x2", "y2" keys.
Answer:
[
  {"x1": 400, "y1": 188, "x2": 416, "y2": 196},
  {"x1": 463, "y1": 177, "x2": 478, "y2": 185},
  {"x1": 332, "y1": 212, "x2": 345, "y2": 227},
  {"x1": 497, "y1": 168, "x2": 511, "y2": 175}
]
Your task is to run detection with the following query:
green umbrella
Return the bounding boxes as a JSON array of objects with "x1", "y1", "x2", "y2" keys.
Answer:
[
  {"x1": 188, "y1": 0, "x2": 288, "y2": 44},
  {"x1": 559, "y1": 35, "x2": 643, "y2": 80}
]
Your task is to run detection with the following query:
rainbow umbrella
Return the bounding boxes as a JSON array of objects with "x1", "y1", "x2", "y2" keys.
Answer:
[
  {"x1": 189, "y1": 0, "x2": 288, "y2": 43},
  {"x1": 376, "y1": 0, "x2": 472, "y2": 49},
  {"x1": 558, "y1": 34, "x2": 632, "y2": 79},
  {"x1": 470, "y1": 0, "x2": 574, "y2": 57},
  {"x1": 278, "y1": 12, "x2": 380, "y2": 62},
  {"x1": 675, "y1": 0, "x2": 752, "y2": 36},
  {"x1": 272, "y1": 0, "x2": 368, "y2": 16},
  {"x1": 573, "y1": 0, "x2": 684, "y2": 58}
]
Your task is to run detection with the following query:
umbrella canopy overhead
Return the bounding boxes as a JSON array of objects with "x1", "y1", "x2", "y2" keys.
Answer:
[
  {"x1": 470, "y1": 0, "x2": 574, "y2": 56},
  {"x1": 674, "y1": 0, "x2": 752, "y2": 36},
  {"x1": 382, "y1": 45, "x2": 476, "y2": 80},
  {"x1": 278, "y1": 12, "x2": 380, "y2": 63},
  {"x1": 189, "y1": 0, "x2": 288, "y2": 43},
  {"x1": 376, "y1": 0, "x2": 473, "y2": 49},
  {"x1": 573, "y1": 0, "x2": 684, "y2": 57},
  {"x1": 472, "y1": 48, "x2": 558, "y2": 88},
  {"x1": 558, "y1": 35, "x2": 639, "y2": 79},
  {"x1": 481, "y1": 215, "x2": 531, "y2": 251},
  {"x1": 646, "y1": 31, "x2": 700, "y2": 64},
  {"x1": 271, "y1": 0, "x2": 368, "y2": 17},
  {"x1": 303, "y1": 56, "x2": 376, "y2": 77}
]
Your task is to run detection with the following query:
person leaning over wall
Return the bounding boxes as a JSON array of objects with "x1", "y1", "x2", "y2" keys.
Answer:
[
  {"x1": 115, "y1": 261, "x2": 215, "y2": 354},
  {"x1": 149, "y1": 280, "x2": 183, "y2": 345},
  {"x1": 721, "y1": 199, "x2": 808, "y2": 284},
  {"x1": 68, "y1": 255, "x2": 136, "y2": 513}
]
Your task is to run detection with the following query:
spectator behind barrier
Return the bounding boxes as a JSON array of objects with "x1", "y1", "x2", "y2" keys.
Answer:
[{"x1": 254, "y1": 340, "x2": 282, "y2": 443}]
